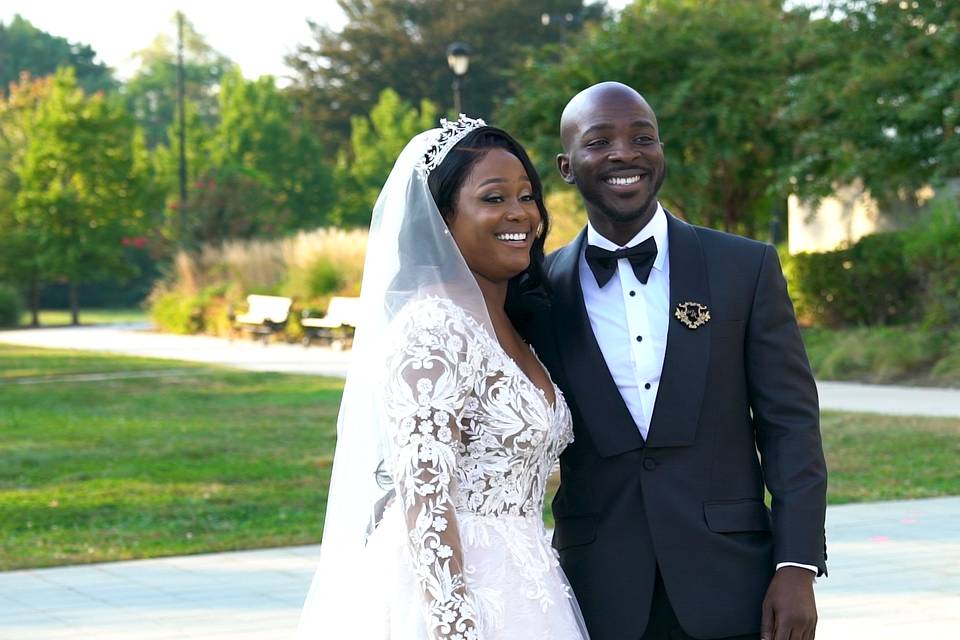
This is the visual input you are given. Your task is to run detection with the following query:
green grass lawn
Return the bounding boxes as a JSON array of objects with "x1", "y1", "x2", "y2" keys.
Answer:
[
  {"x1": 1, "y1": 344, "x2": 958, "y2": 570},
  {"x1": 0, "y1": 344, "x2": 339, "y2": 570},
  {"x1": 16, "y1": 308, "x2": 149, "y2": 327},
  {"x1": 820, "y1": 411, "x2": 960, "y2": 503}
]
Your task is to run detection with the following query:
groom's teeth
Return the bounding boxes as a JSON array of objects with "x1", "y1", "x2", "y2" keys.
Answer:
[
  {"x1": 495, "y1": 232, "x2": 528, "y2": 241},
  {"x1": 606, "y1": 175, "x2": 642, "y2": 186}
]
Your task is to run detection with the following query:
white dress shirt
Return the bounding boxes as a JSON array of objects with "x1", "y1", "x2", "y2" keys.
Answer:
[
  {"x1": 579, "y1": 204, "x2": 669, "y2": 441},
  {"x1": 578, "y1": 202, "x2": 817, "y2": 576}
]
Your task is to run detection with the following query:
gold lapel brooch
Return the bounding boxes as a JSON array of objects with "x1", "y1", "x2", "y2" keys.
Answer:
[{"x1": 675, "y1": 301, "x2": 711, "y2": 329}]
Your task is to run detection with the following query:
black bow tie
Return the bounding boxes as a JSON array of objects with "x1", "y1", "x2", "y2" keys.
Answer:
[{"x1": 585, "y1": 236, "x2": 658, "y2": 287}]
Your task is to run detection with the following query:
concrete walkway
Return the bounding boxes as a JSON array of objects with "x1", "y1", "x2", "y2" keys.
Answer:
[
  {"x1": 0, "y1": 324, "x2": 352, "y2": 378},
  {"x1": 3, "y1": 323, "x2": 960, "y2": 417},
  {"x1": 2, "y1": 496, "x2": 958, "y2": 639}
]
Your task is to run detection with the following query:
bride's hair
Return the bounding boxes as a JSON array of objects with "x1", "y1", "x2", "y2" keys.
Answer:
[{"x1": 426, "y1": 126, "x2": 551, "y2": 297}]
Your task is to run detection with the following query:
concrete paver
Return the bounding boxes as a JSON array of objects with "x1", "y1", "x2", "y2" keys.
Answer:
[{"x1": 1, "y1": 497, "x2": 958, "y2": 638}]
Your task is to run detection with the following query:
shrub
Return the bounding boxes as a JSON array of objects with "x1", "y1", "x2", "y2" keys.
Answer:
[
  {"x1": 0, "y1": 284, "x2": 22, "y2": 327},
  {"x1": 148, "y1": 289, "x2": 203, "y2": 335},
  {"x1": 802, "y1": 326, "x2": 949, "y2": 383},
  {"x1": 280, "y1": 227, "x2": 366, "y2": 296},
  {"x1": 785, "y1": 232, "x2": 917, "y2": 327},
  {"x1": 285, "y1": 256, "x2": 344, "y2": 305},
  {"x1": 931, "y1": 331, "x2": 960, "y2": 385},
  {"x1": 197, "y1": 285, "x2": 238, "y2": 337},
  {"x1": 903, "y1": 195, "x2": 960, "y2": 328}
]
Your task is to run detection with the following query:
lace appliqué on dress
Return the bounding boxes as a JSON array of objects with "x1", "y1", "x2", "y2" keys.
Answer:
[{"x1": 384, "y1": 298, "x2": 574, "y2": 639}]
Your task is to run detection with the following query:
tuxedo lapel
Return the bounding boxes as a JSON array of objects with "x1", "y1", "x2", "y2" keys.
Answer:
[
  {"x1": 645, "y1": 214, "x2": 712, "y2": 447},
  {"x1": 549, "y1": 228, "x2": 645, "y2": 457}
]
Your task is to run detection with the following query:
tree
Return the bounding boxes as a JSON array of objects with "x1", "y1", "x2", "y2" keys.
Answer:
[
  {"x1": 202, "y1": 69, "x2": 335, "y2": 239},
  {"x1": 783, "y1": 0, "x2": 960, "y2": 202},
  {"x1": 285, "y1": 0, "x2": 604, "y2": 148},
  {"x1": 331, "y1": 88, "x2": 438, "y2": 227},
  {"x1": 123, "y1": 12, "x2": 233, "y2": 148},
  {"x1": 0, "y1": 14, "x2": 115, "y2": 95},
  {"x1": 0, "y1": 74, "x2": 52, "y2": 325},
  {"x1": 499, "y1": 0, "x2": 803, "y2": 236},
  {"x1": 12, "y1": 69, "x2": 154, "y2": 324},
  {"x1": 153, "y1": 68, "x2": 336, "y2": 246}
]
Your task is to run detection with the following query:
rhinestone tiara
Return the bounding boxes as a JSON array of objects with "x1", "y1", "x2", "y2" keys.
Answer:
[{"x1": 417, "y1": 114, "x2": 488, "y2": 178}]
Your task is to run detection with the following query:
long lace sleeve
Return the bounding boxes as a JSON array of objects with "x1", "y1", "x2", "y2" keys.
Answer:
[{"x1": 384, "y1": 302, "x2": 481, "y2": 640}]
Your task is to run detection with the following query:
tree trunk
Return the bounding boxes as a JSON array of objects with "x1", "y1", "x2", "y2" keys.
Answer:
[
  {"x1": 29, "y1": 279, "x2": 40, "y2": 327},
  {"x1": 69, "y1": 281, "x2": 80, "y2": 326},
  {"x1": 724, "y1": 201, "x2": 737, "y2": 233}
]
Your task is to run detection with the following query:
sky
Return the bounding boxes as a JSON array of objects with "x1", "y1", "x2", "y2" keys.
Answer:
[
  {"x1": 0, "y1": 1, "x2": 348, "y2": 82},
  {"x1": 2, "y1": 1, "x2": 633, "y2": 83}
]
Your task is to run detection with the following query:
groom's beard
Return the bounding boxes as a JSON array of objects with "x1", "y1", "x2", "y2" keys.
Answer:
[{"x1": 580, "y1": 165, "x2": 666, "y2": 227}]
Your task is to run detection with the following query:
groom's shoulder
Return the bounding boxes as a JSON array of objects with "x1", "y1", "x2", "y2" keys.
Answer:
[
  {"x1": 544, "y1": 237, "x2": 578, "y2": 273},
  {"x1": 685, "y1": 221, "x2": 770, "y2": 263}
]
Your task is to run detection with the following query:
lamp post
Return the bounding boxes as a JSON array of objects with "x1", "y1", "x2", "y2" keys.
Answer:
[
  {"x1": 540, "y1": 12, "x2": 578, "y2": 44},
  {"x1": 446, "y1": 42, "x2": 471, "y2": 114},
  {"x1": 176, "y1": 11, "x2": 188, "y2": 246}
]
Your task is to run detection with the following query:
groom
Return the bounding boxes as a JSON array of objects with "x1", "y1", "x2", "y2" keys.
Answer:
[{"x1": 526, "y1": 82, "x2": 828, "y2": 640}]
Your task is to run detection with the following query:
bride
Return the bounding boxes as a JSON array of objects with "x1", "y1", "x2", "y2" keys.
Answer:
[{"x1": 296, "y1": 115, "x2": 589, "y2": 639}]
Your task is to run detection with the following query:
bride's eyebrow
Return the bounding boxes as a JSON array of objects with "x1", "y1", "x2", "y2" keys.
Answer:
[{"x1": 478, "y1": 176, "x2": 531, "y2": 187}]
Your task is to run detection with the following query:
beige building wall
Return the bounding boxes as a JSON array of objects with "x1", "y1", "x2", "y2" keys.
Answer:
[{"x1": 788, "y1": 181, "x2": 936, "y2": 254}]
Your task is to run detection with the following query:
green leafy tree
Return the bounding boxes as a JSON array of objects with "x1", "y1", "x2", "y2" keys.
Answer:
[
  {"x1": 155, "y1": 69, "x2": 336, "y2": 246},
  {"x1": 784, "y1": 0, "x2": 960, "y2": 201},
  {"x1": 0, "y1": 14, "x2": 115, "y2": 95},
  {"x1": 0, "y1": 74, "x2": 51, "y2": 324},
  {"x1": 13, "y1": 69, "x2": 154, "y2": 324},
  {"x1": 285, "y1": 0, "x2": 604, "y2": 148},
  {"x1": 200, "y1": 69, "x2": 334, "y2": 239},
  {"x1": 123, "y1": 12, "x2": 232, "y2": 148},
  {"x1": 499, "y1": 0, "x2": 804, "y2": 236},
  {"x1": 331, "y1": 88, "x2": 438, "y2": 227}
]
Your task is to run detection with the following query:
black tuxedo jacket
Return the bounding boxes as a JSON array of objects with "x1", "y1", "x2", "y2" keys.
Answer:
[{"x1": 522, "y1": 213, "x2": 827, "y2": 640}]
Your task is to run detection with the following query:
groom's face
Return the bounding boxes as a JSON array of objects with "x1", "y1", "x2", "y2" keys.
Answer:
[{"x1": 558, "y1": 92, "x2": 665, "y2": 228}]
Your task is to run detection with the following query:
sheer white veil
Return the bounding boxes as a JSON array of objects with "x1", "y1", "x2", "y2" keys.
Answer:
[{"x1": 295, "y1": 116, "x2": 497, "y2": 637}]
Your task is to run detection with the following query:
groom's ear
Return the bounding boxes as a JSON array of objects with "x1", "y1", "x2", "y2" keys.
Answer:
[{"x1": 557, "y1": 153, "x2": 575, "y2": 184}]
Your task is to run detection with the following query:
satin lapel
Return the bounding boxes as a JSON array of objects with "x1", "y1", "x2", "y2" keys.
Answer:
[
  {"x1": 549, "y1": 228, "x2": 645, "y2": 457},
  {"x1": 645, "y1": 213, "x2": 711, "y2": 448}
]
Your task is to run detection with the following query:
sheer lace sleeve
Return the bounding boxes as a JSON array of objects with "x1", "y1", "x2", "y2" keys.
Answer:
[{"x1": 384, "y1": 300, "x2": 481, "y2": 640}]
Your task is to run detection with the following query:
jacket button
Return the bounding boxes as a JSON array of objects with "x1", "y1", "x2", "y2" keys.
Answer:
[{"x1": 643, "y1": 458, "x2": 657, "y2": 471}]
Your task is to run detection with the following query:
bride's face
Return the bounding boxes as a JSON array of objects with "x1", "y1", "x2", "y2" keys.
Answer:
[{"x1": 447, "y1": 148, "x2": 541, "y2": 285}]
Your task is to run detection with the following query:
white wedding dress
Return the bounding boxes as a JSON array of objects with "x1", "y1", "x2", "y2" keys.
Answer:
[{"x1": 356, "y1": 296, "x2": 589, "y2": 639}]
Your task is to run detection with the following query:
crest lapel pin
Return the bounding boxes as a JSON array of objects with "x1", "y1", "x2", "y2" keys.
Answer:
[{"x1": 675, "y1": 301, "x2": 711, "y2": 329}]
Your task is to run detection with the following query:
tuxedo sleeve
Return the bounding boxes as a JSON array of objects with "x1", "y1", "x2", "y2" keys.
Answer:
[{"x1": 745, "y1": 245, "x2": 828, "y2": 576}]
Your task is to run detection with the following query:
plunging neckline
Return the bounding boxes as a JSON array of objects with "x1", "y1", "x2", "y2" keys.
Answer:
[{"x1": 502, "y1": 343, "x2": 560, "y2": 414}]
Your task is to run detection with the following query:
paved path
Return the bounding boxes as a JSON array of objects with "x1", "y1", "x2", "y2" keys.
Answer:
[
  {"x1": 816, "y1": 380, "x2": 960, "y2": 417},
  {"x1": 2, "y1": 496, "x2": 958, "y2": 639},
  {"x1": 0, "y1": 324, "x2": 352, "y2": 378},
  {"x1": 3, "y1": 324, "x2": 960, "y2": 417}
]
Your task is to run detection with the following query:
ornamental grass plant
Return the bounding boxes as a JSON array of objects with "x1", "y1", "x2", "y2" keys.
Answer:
[{"x1": 148, "y1": 227, "x2": 368, "y2": 337}]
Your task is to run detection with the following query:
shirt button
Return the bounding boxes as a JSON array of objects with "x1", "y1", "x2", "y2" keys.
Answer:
[
  {"x1": 629, "y1": 290, "x2": 636, "y2": 297},
  {"x1": 636, "y1": 335, "x2": 643, "y2": 342},
  {"x1": 644, "y1": 382, "x2": 652, "y2": 390},
  {"x1": 643, "y1": 458, "x2": 657, "y2": 471}
]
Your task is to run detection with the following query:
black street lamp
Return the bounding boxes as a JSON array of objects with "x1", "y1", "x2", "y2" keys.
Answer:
[
  {"x1": 540, "y1": 12, "x2": 579, "y2": 44},
  {"x1": 446, "y1": 42, "x2": 471, "y2": 114}
]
